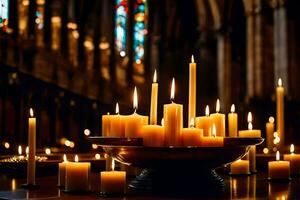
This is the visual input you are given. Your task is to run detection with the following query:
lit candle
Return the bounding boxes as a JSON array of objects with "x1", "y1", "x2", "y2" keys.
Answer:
[
  {"x1": 230, "y1": 159, "x2": 250, "y2": 175},
  {"x1": 100, "y1": 159, "x2": 126, "y2": 194},
  {"x1": 65, "y1": 155, "x2": 91, "y2": 191},
  {"x1": 164, "y1": 78, "x2": 183, "y2": 146},
  {"x1": 266, "y1": 116, "x2": 275, "y2": 150},
  {"x1": 195, "y1": 105, "x2": 213, "y2": 136},
  {"x1": 182, "y1": 118, "x2": 203, "y2": 146},
  {"x1": 140, "y1": 118, "x2": 165, "y2": 147},
  {"x1": 276, "y1": 78, "x2": 285, "y2": 150},
  {"x1": 110, "y1": 103, "x2": 125, "y2": 137},
  {"x1": 51, "y1": 16, "x2": 61, "y2": 51},
  {"x1": 150, "y1": 70, "x2": 158, "y2": 125},
  {"x1": 102, "y1": 112, "x2": 112, "y2": 137},
  {"x1": 210, "y1": 99, "x2": 225, "y2": 136},
  {"x1": 200, "y1": 124, "x2": 224, "y2": 147},
  {"x1": 268, "y1": 151, "x2": 290, "y2": 180},
  {"x1": 238, "y1": 112, "x2": 261, "y2": 173},
  {"x1": 228, "y1": 104, "x2": 238, "y2": 137},
  {"x1": 27, "y1": 108, "x2": 36, "y2": 185},
  {"x1": 124, "y1": 87, "x2": 148, "y2": 138},
  {"x1": 188, "y1": 55, "x2": 196, "y2": 127},
  {"x1": 58, "y1": 154, "x2": 68, "y2": 187},
  {"x1": 284, "y1": 144, "x2": 300, "y2": 175}
]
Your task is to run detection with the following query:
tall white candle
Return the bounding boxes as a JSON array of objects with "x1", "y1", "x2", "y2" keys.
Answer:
[
  {"x1": 150, "y1": 70, "x2": 158, "y2": 125},
  {"x1": 27, "y1": 108, "x2": 36, "y2": 185},
  {"x1": 188, "y1": 55, "x2": 196, "y2": 126}
]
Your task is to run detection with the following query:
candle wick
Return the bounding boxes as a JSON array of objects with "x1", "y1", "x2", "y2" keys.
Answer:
[{"x1": 134, "y1": 108, "x2": 137, "y2": 114}]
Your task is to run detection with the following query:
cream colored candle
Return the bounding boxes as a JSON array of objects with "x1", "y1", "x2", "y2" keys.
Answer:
[
  {"x1": 164, "y1": 78, "x2": 183, "y2": 146},
  {"x1": 100, "y1": 159, "x2": 126, "y2": 194},
  {"x1": 65, "y1": 155, "x2": 91, "y2": 191},
  {"x1": 188, "y1": 55, "x2": 196, "y2": 127},
  {"x1": 210, "y1": 99, "x2": 225, "y2": 137},
  {"x1": 110, "y1": 103, "x2": 125, "y2": 137},
  {"x1": 228, "y1": 104, "x2": 238, "y2": 137},
  {"x1": 125, "y1": 87, "x2": 148, "y2": 138},
  {"x1": 266, "y1": 117, "x2": 275, "y2": 150},
  {"x1": 182, "y1": 118, "x2": 203, "y2": 146},
  {"x1": 58, "y1": 154, "x2": 68, "y2": 187},
  {"x1": 276, "y1": 78, "x2": 285, "y2": 149},
  {"x1": 51, "y1": 16, "x2": 61, "y2": 51},
  {"x1": 284, "y1": 144, "x2": 300, "y2": 175},
  {"x1": 200, "y1": 124, "x2": 224, "y2": 147},
  {"x1": 140, "y1": 119, "x2": 164, "y2": 147},
  {"x1": 150, "y1": 70, "x2": 158, "y2": 125},
  {"x1": 195, "y1": 105, "x2": 212, "y2": 136},
  {"x1": 102, "y1": 112, "x2": 112, "y2": 137},
  {"x1": 268, "y1": 151, "x2": 290, "y2": 180},
  {"x1": 230, "y1": 159, "x2": 250, "y2": 175},
  {"x1": 27, "y1": 108, "x2": 36, "y2": 185}
]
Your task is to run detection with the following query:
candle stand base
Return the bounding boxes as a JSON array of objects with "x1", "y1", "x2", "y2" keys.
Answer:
[{"x1": 21, "y1": 183, "x2": 39, "y2": 190}]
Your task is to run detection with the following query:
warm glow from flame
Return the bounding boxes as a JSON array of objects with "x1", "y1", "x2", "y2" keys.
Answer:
[
  {"x1": 269, "y1": 116, "x2": 274, "y2": 123},
  {"x1": 248, "y1": 122, "x2": 253, "y2": 130},
  {"x1": 273, "y1": 132, "x2": 278, "y2": 137},
  {"x1": 276, "y1": 151, "x2": 280, "y2": 161},
  {"x1": 116, "y1": 102, "x2": 119, "y2": 114},
  {"x1": 278, "y1": 78, "x2": 282, "y2": 87},
  {"x1": 191, "y1": 55, "x2": 194, "y2": 63},
  {"x1": 216, "y1": 99, "x2": 220, "y2": 113},
  {"x1": 290, "y1": 144, "x2": 295, "y2": 154},
  {"x1": 133, "y1": 87, "x2": 138, "y2": 111},
  {"x1": 26, "y1": 146, "x2": 29, "y2": 154},
  {"x1": 63, "y1": 154, "x2": 67, "y2": 162},
  {"x1": 170, "y1": 78, "x2": 175, "y2": 101},
  {"x1": 75, "y1": 155, "x2": 79, "y2": 162},
  {"x1": 153, "y1": 70, "x2": 157, "y2": 83},
  {"x1": 263, "y1": 148, "x2": 269, "y2": 154},
  {"x1": 205, "y1": 105, "x2": 209, "y2": 116},
  {"x1": 247, "y1": 112, "x2": 252, "y2": 123},
  {"x1": 30, "y1": 108, "x2": 34, "y2": 117},
  {"x1": 212, "y1": 124, "x2": 216, "y2": 137},
  {"x1": 230, "y1": 104, "x2": 235, "y2": 113},
  {"x1": 18, "y1": 146, "x2": 22, "y2": 155},
  {"x1": 161, "y1": 118, "x2": 164, "y2": 126},
  {"x1": 190, "y1": 118, "x2": 195, "y2": 128},
  {"x1": 112, "y1": 159, "x2": 115, "y2": 171}
]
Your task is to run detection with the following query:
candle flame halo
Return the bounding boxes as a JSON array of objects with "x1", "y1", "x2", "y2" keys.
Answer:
[
  {"x1": 153, "y1": 70, "x2": 157, "y2": 83},
  {"x1": 216, "y1": 99, "x2": 220, "y2": 113},
  {"x1": 269, "y1": 116, "x2": 274, "y2": 123},
  {"x1": 29, "y1": 108, "x2": 34, "y2": 117},
  {"x1": 276, "y1": 151, "x2": 280, "y2": 161},
  {"x1": 230, "y1": 104, "x2": 235, "y2": 113},
  {"x1": 191, "y1": 55, "x2": 194, "y2": 63},
  {"x1": 75, "y1": 154, "x2": 79, "y2": 162},
  {"x1": 18, "y1": 145, "x2": 22, "y2": 155},
  {"x1": 205, "y1": 105, "x2": 209, "y2": 116},
  {"x1": 291, "y1": 144, "x2": 295, "y2": 154},
  {"x1": 63, "y1": 154, "x2": 67, "y2": 162},
  {"x1": 247, "y1": 112, "x2": 252, "y2": 123},
  {"x1": 170, "y1": 78, "x2": 175, "y2": 102},
  {"x1": 278, "y1": 78, "x2": 282, "y2": 87},
  {"x1": 212, "y1": 124, "x2": 216, "y2": 137},
  {"x1": 115, "y1": 102, "x2": 119, "y2": 114},
  {"x1": 133, "y1": 87, "x2": 138, "y2": 112}
]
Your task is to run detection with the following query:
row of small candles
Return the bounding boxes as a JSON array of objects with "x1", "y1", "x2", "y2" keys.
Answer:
[{"x1": 58, "y1": 154, "x2": 126, "y2": 194}]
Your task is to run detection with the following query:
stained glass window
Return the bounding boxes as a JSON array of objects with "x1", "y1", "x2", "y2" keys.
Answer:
[
  {"x1": 115, "y1": 0, "x2": 128, "y2": 56},
  {"x1": 133, "y1": 0, "x2": 147, "y2": 74},
  {"x1": 0, "y1": 0, "x2": 9, "y2": 30}
]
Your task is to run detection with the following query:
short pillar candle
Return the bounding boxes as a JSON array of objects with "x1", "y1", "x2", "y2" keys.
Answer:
[{"x1": 268, "y1": 151, "x2": 290, "y2": 180}]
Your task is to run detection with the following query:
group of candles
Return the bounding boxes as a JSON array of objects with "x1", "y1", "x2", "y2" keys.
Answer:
[{"x1": 58, "y1": 154, "x2": 126, "y2": 194}]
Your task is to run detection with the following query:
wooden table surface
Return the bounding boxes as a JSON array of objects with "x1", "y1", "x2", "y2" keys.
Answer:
[{"x1": 0, "y1": 171, "x2": 299, "y2": 199}]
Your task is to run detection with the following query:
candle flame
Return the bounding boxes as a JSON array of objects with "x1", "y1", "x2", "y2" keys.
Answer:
[
  {"x1": 161, "y1": 118, "x2": 164, "y2": 126},
  {"x1": 170, "y1": 78, "x2": 175, "y2": 101},
  {"x1": 248, "y1": 122, "x2": 253, "y2": 130},
  {"x1": 63, "y1": 154, "x2": 67, "y2": 162},
  {"x1": 290, "y1": 144, "x2": 295, "y2": 154},
  {"x1": 75, "y1": 155, "x2": 79, "y2": 162},
  {"x1": 216, "y1": 99, "x2": 220, "y2": 113},
  {"x1": 191, "y1": 55, "x2": 194, "y2": 63},
  {"x1": 133, "y1": 87, "x2": 138, "y2": 111},
  {"x1": 247, "y1": 112, "x2": 252, "y2": 123},
  {"x1": 112, "y1": 158, "x2": 115, "y2": 171},
  {"x1": 273, "y1": 132, "x2": 278, "y2": 137},
  {"x1": 212, "y1": 124, "x2": 216, "y2": 137},
  {"x1": 205, "y1": 105, "x2": 209, "y2": 116},
  {"x1": 230, "y1": 104, "x2": 235, "y2": 113},
  {"x1": 276, "y1": 151, "x2": 280, "y2": 161},
  {"x1": 26, "y1": 146, "x2": 29, "y2": 154},
  {"x1": 18, "y1": 146, "x2": 22, "y2": 155},
  {"x1": 115, "y1": 102, "x2": 119, "y2": 114},
  {"x1": 269, "y1": 116, "x2": 274, "y2": 123},
  {"x1": 29, "y1": 108, "x2": 34, "y2": 117},
  {"x1": 278, "y1": 78, "x2": 282, "y2": 87},
  {"x1": 190, "y1": 118, "x2": 195, "y2": 128},
  {"x1": 153, "y1": 70, "x2": 157, "y2": 83}
]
